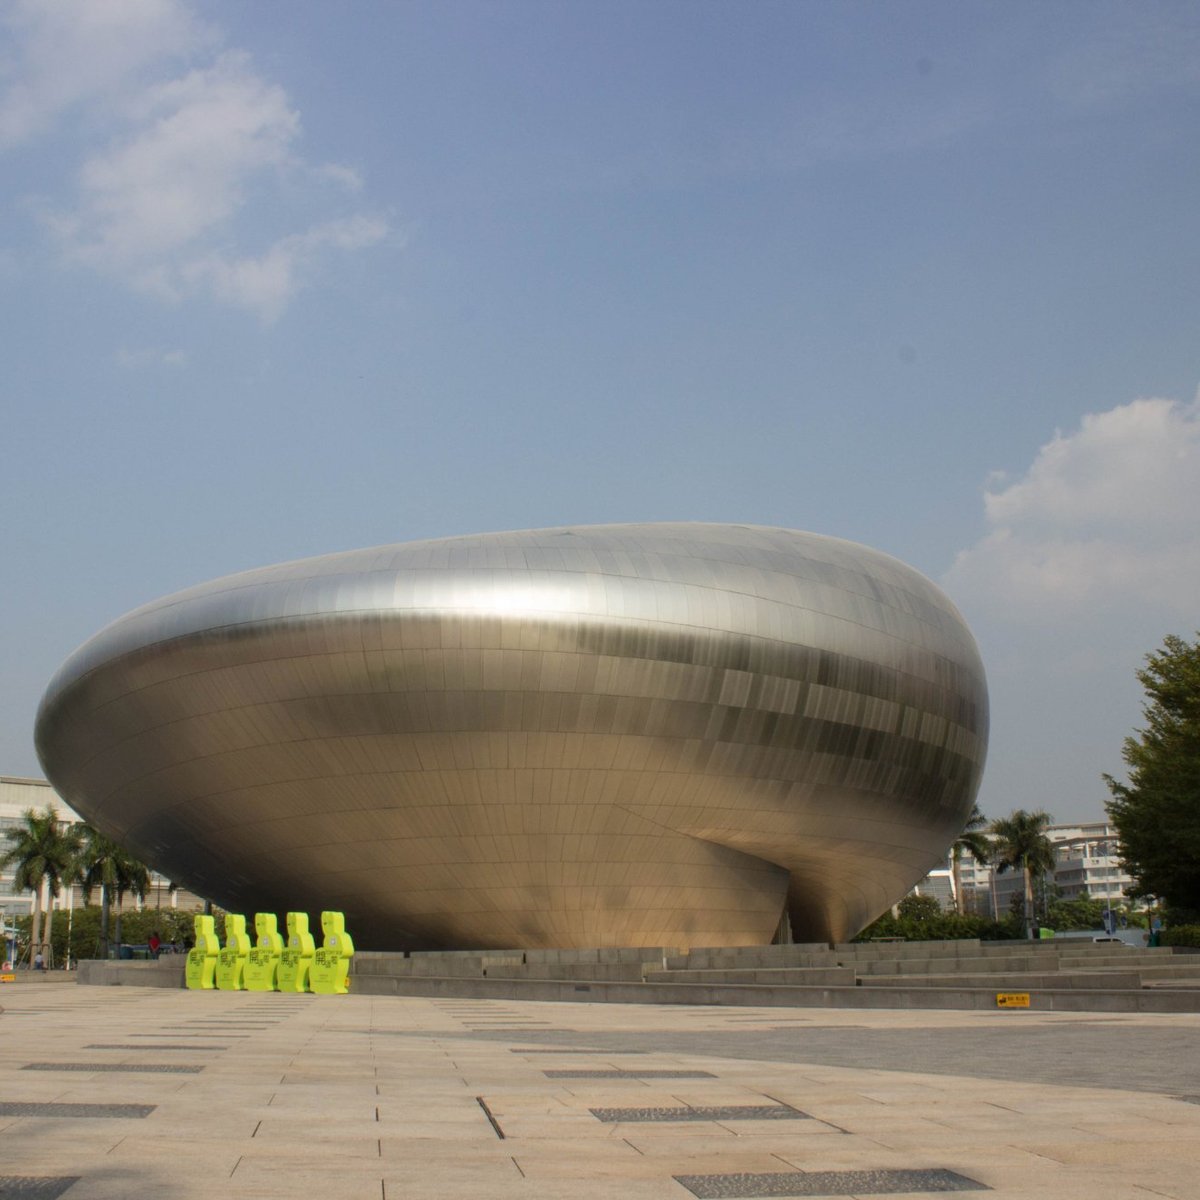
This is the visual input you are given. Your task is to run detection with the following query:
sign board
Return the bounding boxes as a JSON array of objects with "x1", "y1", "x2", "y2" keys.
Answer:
[{"x1": 996, "y1": 992, "x2": 1031, "y2": 1008}]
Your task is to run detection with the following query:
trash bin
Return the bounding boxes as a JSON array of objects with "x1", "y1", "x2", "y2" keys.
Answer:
[{"x1": 118, "y1": 944, "x2": 133, "y2": 960}]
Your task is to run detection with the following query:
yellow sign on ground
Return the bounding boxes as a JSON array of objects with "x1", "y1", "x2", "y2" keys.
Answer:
[
  {"x1": 996, "y1": 992, "x2": 1031, "y2": 1008},
  {"x1": 0, "y1": 974, "x2": 15, "y2": 983}
]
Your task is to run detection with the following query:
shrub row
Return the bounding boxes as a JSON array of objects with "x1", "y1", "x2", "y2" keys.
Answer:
[{"x1": 1160, "y1": 925, "x2": 1200, "y2": 948}]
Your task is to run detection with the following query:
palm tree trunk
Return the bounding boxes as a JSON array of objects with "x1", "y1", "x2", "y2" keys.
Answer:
[
  {"x1": 952, "y1": 854, "x2": 964, "y2": 916},
  {"x1": 37, "y1": 878, "x2": 52, "y2": 963},
  {"x1": 43, "y1": 892, "x2": 54, "y2": 966},
  {"x1": 1023, "y1": 866, "x2": 1035, "y2": 940},
  {"x1": 100, "y1": 884, "x2": 110, "y2": 959},
  {"x1": 28, "y1": 887, "x2": 42, "y2": 967}
]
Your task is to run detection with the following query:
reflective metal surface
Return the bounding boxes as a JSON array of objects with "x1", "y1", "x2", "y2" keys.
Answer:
[{"x1": 35, "y1": 523, "x2": 988, "y2": 949}]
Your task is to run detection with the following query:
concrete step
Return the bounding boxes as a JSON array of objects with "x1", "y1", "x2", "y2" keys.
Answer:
[
  {"x1": 666, "y1": 949, "x2": 841, "y2": 970},
  {"x1": 645, "y1": 967, "x2": 857, "y2": 986},
  {"x1": 859, "y1": 971, "x2": 1146, "y2": 991},
  {"x1": 485, "y1": 963, "x2": 648, "y2": 982},
  {"x1": 348, "y1": 971, "x2": 1200, "y2": 1013}
]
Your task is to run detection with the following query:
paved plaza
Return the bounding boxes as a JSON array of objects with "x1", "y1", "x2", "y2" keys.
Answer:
[{"x1": 1, "y1": 983, "x2": 1199, "y2": 1199}]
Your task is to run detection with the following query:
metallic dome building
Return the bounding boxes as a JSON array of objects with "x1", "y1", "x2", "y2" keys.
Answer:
[{"x1": 35, "y1": 524, "x2": 987, "y2": 949}]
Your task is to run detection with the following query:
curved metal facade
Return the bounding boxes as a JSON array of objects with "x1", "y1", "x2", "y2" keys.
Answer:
[{"x1": 35, "y1": 523, "x2": 987, "y2": 950}]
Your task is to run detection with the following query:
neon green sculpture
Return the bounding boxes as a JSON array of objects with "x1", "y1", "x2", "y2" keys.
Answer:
[
  {"x1": 215, "y1": 913, "x2": 250, "y2": 991},
  {"x1": 244, "y1": 912, "x2": 283, "y2": 992},
  {"x1": 185, "y1": 914, "x2": 220, "y2": 990},
  {"x1": 277, "y1": 911, "x2": 315, "y2": 993},
  {"x1": 309, "y1": 910, "x2": 355, "y2": 995}
]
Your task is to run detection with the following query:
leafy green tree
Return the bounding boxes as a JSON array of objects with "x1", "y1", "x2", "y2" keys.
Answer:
[
  {"x1": 990, "y1": 809, "x2": 1055, "y2": 940},
  {"x1": 897, "y1": 893, "x2": 943, "y2": 922},
  {"x1": 1105, "y1": 633, "x2": 1200, "y2": 915},
  {"x1": 0, "y1": 806, "x2": 83, "y2": 964},
  {"x1": 855, "y1": 905, "x2": 1020, "y2": 942},
  {"x1": 77, "y1": 827, "x2": 152, "y2": 958},
  {"x1": 1044, "y1": 891, "x2": 1108, "y2": 931},
  {"x1": 951, "y1": 804, "x2": 992, "y2": 915}
]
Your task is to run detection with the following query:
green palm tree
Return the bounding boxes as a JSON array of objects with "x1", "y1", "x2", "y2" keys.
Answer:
[
  {"x1": 990, "y1": 809, "x2": 1055, "y2": 939},
  {"x1": 951, "y1": 804, "x2": 992, "y2": 915},
  {"x1": 78, "y1": 827, "x2": 151, "y2": 959},
  {"x1": 1, "y1": 806, "x2": 83, "y2": 966}
]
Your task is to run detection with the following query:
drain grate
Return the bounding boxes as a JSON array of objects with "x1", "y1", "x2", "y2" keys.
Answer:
[
  {"x1": 543, "y1": 1069, "x2": 715, "y2": 1079},
  {"x1": 0, "y1": 1177, "x2": 81, "y2": 1198},
  {"x1": 674, "y1": 1169, "x2": 989, "y2": 1197},
  {"x1": 511, "y1": 1047, "x2": 644, "y2": 1054},
  {"x1": 22, "y1": 1063, "x2": 202, "y2": 1074},
  {"x1": 86, "y1": 1044, "x2": 226, "y2": 1051},
  {"x1": 591, "y1": 1104, "x2": 807, "y2": 1123},
  {"x1": 0, "y1": 1102, "x2": 155, "y2": 1119}
]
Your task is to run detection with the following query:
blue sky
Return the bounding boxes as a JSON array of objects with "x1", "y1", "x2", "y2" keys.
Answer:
[{"x1": 2, "y1": 0, "x2": 1198, "y2": 824}]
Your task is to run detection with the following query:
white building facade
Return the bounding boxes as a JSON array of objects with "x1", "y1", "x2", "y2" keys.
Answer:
[
  {"x1": 934, "y1": 820, "x2": 1137, "y2": 918},
  {"x1": 1, "y1": 775, "x2": 202, "y2": 922}
]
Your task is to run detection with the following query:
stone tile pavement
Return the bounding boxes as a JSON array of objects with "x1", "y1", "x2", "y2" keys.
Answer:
[{"x1": 0, "y1": 983, "x2": 1198, "y2": 1198}]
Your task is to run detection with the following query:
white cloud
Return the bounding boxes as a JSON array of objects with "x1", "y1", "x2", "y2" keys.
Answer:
[
  {"x1": 945, "y1": 393, "x2": 1200, "y2": 620},
  {"x1": 61, "y1": 52, "x2": 298, "y2": 272},
  {"x1": 313, "y1": 163, "x2": 364, "y2": 192},
  {"x1": 0, "y1": 0, "x2": 207, "y2": 147},
  {"x1": 181, "y1": 215, "x2": 389, "y2": 322},
  {"x1": 4, "y1": 1, "x2": 389, "y2": 320}
]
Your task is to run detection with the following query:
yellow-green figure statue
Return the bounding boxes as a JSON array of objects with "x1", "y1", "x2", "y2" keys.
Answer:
[
  {"x1": 309, "y1": 910, "x2": 355, "y2": 995},
  {"x1": 277, "y1": 911, "x2": 315, "y2": 993},
  {"x1": 215, "y1": 913, "x2": 250, "y2": 991},
  {"x1": 185, "y1": 914, "x2": 219, "y2": 990},
  {"x1": 244, "y1": 912, "x2": 283, "y2": 992}
]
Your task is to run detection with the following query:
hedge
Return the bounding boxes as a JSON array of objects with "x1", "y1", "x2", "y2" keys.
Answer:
[{"x1": 1160, "y1": 925, "x2": 1200, "y2": 948}]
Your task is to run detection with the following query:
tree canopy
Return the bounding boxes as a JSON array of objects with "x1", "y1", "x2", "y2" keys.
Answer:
[
  {"x1": 950, "y1": 804, "x2": 992, "y2": 914},
  {"x1": 77, "y1": 825, "x2": 153, "y2": 957},
  {"x1": 989, "y1": 808, "x2": 1055, "y2": 938},
  {"x1": 1, "y1": 806, "x2": 84, "y2": 958},
  {"x1": 1105, "y1": 632, "x2": 1200, "y2": 916},
  {"x1": 1, "y1": 806, "x2": 82, "y2": 897}
]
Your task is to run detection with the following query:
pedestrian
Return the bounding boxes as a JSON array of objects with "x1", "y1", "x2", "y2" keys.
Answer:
[
  {"x1": 149, "y1": 930, "x2": 162, "y2": 959},
  {"x1": 33, "y1": 948, "x2": 45, "y2": 971}
]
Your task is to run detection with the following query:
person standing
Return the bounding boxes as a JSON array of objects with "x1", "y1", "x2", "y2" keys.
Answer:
[{"x1": 149, "y1": 931, "x2": 162, "y2": 959}]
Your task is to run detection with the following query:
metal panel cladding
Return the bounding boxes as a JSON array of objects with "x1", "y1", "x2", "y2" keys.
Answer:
[{"x1": 35, "y1": 523, "x2": 988, "y2": 950}]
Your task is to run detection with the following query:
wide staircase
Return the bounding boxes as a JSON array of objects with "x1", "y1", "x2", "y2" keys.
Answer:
[{"x1": 351, "y1": 939, "x2": 1200, "y2": 1012}]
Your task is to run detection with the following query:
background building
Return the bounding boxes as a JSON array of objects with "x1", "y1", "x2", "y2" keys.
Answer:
[
  {"x1": 1, "y1": 775, "x2": 204, "y2": 926},
  {"x1": 915, "y1": 819, "x2": 1137, "y2": 918}
]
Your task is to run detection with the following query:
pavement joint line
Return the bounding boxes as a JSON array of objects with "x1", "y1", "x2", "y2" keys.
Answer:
[{"x1": 475, "y1": 1096, "x2": 505, "y2": 1139}]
